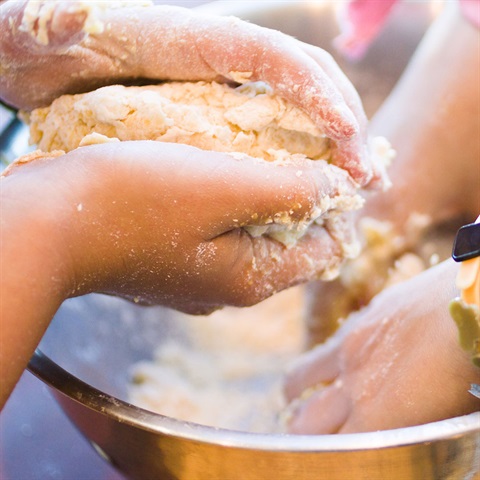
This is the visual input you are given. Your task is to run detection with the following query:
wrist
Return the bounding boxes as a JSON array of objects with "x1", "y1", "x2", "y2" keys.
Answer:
[
  {"x1": 0, "y1": 161, "x2": 76, "y2": 302},
  {"x1": 2, "y1": 147, "x2": 136, "y2": 298}
]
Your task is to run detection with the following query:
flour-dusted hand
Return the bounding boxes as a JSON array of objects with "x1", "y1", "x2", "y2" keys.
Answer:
[
  {"x1": 2, "y1": 141, "x2": 361, "y2": 313},
  {"x1": 283, "y1": 260, "x2": 480, "y2": 434},
  {"x1": 0, "y1": 142, "x2": 361, "y2": 407},
  {"x1": 0, "y1": 0, "x2": 383, "y2": 187}
]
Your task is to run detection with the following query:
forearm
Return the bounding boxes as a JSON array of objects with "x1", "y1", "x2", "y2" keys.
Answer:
[
  {"x1": 366, "y1": 2, "x2": 480, "y2": 227},
  {"x1": 0, "y1": 173, "x2": 72, "y2": 408}
]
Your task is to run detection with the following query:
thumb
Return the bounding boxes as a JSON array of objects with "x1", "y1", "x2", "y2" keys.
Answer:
[{"x1": 197, "y1": 151, "x2": 364, "y2": 243}]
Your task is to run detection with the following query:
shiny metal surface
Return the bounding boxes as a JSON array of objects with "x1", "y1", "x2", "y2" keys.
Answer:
[{"x1": 26, "y1": 1, "x2": 479, "y2": 479}]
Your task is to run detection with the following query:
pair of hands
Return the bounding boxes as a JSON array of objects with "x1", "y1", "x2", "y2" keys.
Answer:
[
  {"x1": 0, "y1": 1, "x2": 382, "y2": 408},
  {"x1": 0, "y1": 0, "x2": 383, "y2": 312}
]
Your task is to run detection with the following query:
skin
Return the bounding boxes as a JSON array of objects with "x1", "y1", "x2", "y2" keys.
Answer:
[
  {"x1": 0, "y1": 141, "x2": 360, "y2": 409},
  {"x1": 362, "y1": 2, "x2": 480, "y2": 227},
  {"x1": 0, "y1": 1, "x2": 386, "y2": 409},
  {"x1": 284, "y1": 3, "x2": 480, "y2": 433},
  {"x1": 0, "y1": 0, "x2": 387, "y2": 188},
  {"x1": 285, "y1": 260, "x2": 480, "y2": 434}
]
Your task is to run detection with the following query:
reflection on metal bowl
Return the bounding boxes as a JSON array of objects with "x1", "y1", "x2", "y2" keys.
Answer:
[{"x1": 27, "y1": 2, "x2": 479, "y2": 479}]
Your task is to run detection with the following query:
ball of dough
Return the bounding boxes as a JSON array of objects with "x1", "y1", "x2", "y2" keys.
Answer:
[
  {"x1": 22, "y1": 81, "x2": 388, "y2": 252},
  {"x1": 25, "y1": 81, "x2": 331, "y2": 163}
]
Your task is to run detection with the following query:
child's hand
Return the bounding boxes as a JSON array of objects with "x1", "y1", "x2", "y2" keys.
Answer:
[
  {"x1": 2, "y1": 141, "x2": 359, "y2": 314},
  {"x1": 0, "y1": 1, "x2": 382, "y2": 188},
  {"x1": 284, "y1": 260, "x2": 480, "y2": 433},
  {"x1": 0, "y1": 141, "x2": 359, "y2": 407}
]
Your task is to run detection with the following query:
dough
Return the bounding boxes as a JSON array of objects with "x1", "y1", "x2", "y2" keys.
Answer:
[
  {"x1": 25, "y1": 81, "x2": 331, "y2": 162},
  {"x1": 128, "y1": 285, "x2": 305, "y2": 433},
  {"x1": 22, "y1": 81, "x2": 390, "y2": 250}
]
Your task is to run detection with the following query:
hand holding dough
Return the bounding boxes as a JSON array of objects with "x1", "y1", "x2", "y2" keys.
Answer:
[
  {"x1": 22, "y1": 80, "x2": 384, "y2": 250},
  {"x1": 2, "y1": 141, "x2": 361, "y2": 313},
  {"x1": 0, "y1": 0, "x2": 386, "y2": 187}
]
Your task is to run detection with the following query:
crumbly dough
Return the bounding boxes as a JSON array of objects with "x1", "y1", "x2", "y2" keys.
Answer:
[
  {"x1": 128, "y1": 285, "x2": 305, "y2": 433},
  {"x1": 306, "y1": 213, "x2": 457, "y2": 346},
  {"x1": 24, "y1": 81, "x2": 330, "y2": 162},
  {"x1": 22, "y1": 81, "x2": 369, "y2": 249},
  {"x1": 127, "y1": 217, "x2": 456, "y2": 433}
]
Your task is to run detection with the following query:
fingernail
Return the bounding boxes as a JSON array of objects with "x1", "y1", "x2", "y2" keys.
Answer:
[{"x1": 280, "y1": 382, "x2": 328, "y2": 427}]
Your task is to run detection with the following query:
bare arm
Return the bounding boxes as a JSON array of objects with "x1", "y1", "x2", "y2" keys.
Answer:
[
  {"x1": 365, "y1": 2, "x2": 480, "y2": 226},
  {"x1": 304, "y1": 2, "x2": 480, "y2": 344}
]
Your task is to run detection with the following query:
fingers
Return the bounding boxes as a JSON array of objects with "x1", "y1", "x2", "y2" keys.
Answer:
[
  {"x1": 119, "y1": 6, "x2": 361, "y2": 143},
  {"x1": 282, "y1": 336, "x2": 356, "y2": 435},
  {"x1": 165, "y1": 214, "x2": 355, "y2": 312},
  {"x1": 300, "y1": 42, "x2": 390, "y2": 188},
  {"x1": 195, "y1": 152, "x2": 363, "y2": 240},
  {"x1": 181, "y1": 14, "x2": 359, "y2": 140},
  {"x1": 287, "y1": 380, "x2": 350, "y2": 435},
  {"x1": 284, "y1": 339, "x2": 341, "y2": 401},
  {"x1": 1, "y1": 2, "x2": 358, "y2": 143},
  {"x1": 211, "y1": 224, "x2": 345, "y2": 307},
  {"x1": 43, "y1": 139, "x2": 361, "y2": 242},
  {"x1": 100, "y1": 141, "x2": 362, "y2": 242},
  {"x1": 156, "y1": 145, "x2": 362, "y2": 306},
  {"x1": 300, "y1": 41, "x2": 367, "y2": 141},
  {"x1": 132, "y1": 7, "x2": 357, "y2": 140},
  {"x1": 144, "y1": 142, "x2": 362, "y2": 306}
]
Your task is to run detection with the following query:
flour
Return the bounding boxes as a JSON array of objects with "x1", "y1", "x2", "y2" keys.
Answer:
[
  {"x1": 19, "y1": 0, "x2": 152, "y2": 45},
  {"x1": 128, "y1": 285, "x2": 305, "y2": 433}
]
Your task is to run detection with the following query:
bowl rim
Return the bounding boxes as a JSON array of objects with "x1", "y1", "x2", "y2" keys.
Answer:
[{"x1": 28, "y1": 348, "x2": 480, "y2": 452}]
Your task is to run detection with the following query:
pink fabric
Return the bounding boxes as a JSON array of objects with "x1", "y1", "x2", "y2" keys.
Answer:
[
  {"x1": 334, "y1": 0, "x2": 397, "y2": 61},
  {"x1": 460, "y1": 0, "x2": 480, "y2": 28},
  {"x1": 335, "y1": 0, "x2": 480, "y2": 60}
]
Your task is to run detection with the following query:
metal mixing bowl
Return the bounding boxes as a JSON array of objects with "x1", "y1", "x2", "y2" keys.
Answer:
[{"x1": 26, "y1": 1, "x2": 480, "y2": 479}]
